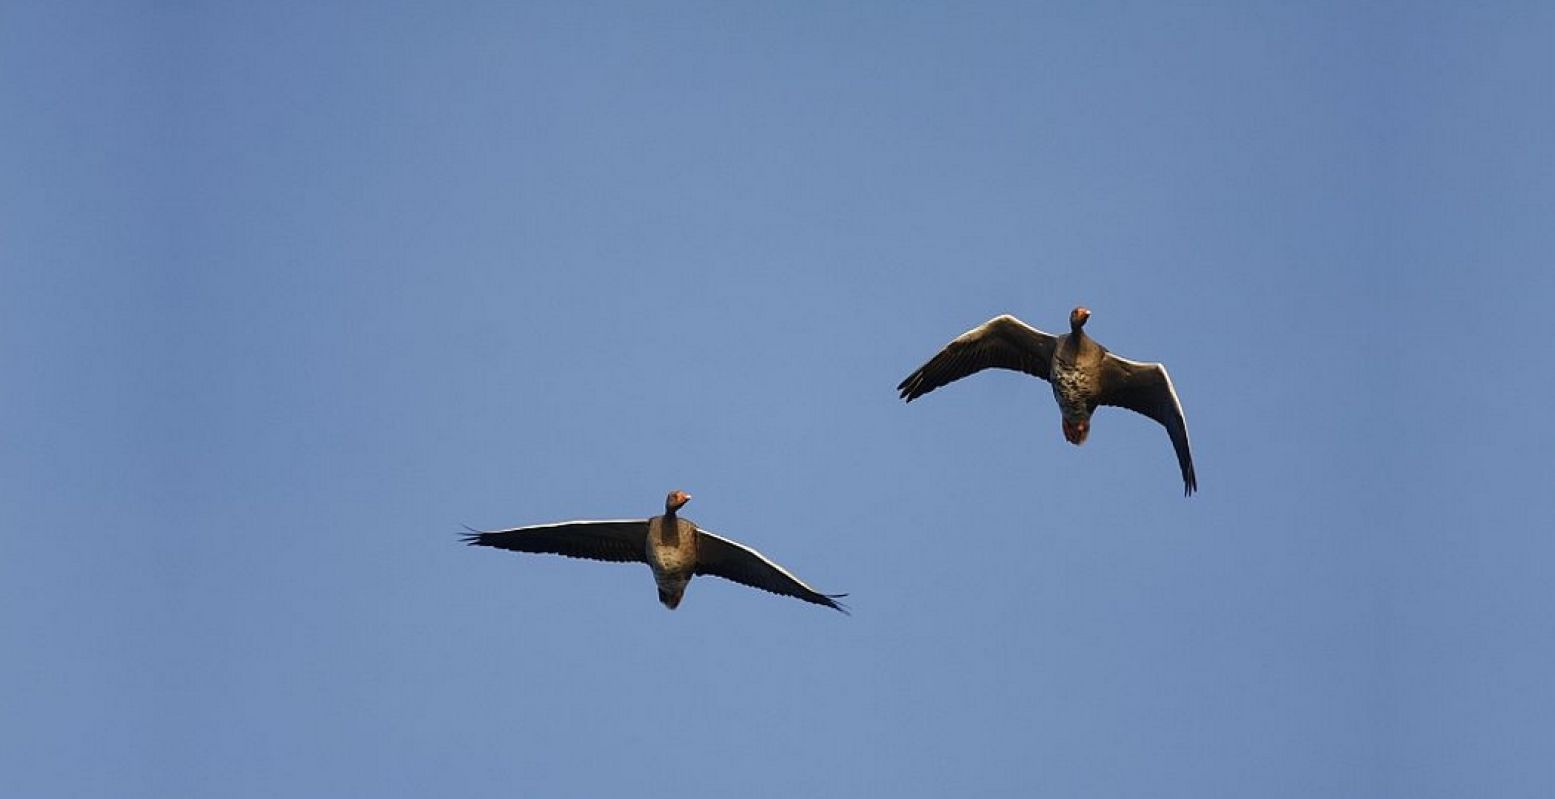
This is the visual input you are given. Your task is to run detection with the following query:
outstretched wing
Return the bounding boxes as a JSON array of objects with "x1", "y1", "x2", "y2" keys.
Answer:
[
  {"x1": 462, "y1": 520, "x2": 650, "y2": 563},
  {"x1": 897, "y1": 315, "x2": 1058, "y2": 402},
  {"x1": 1096, "y1": 354, "x2": 1197, "y2": 496},
  {"x1": 694, "y1": 530, "x2": 848, "y2": 613}
]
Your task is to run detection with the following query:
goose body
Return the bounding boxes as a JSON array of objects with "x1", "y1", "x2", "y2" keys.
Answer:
[
  {"x1": 464, "y1": 490, "x2": 847, "y2": 612},
  {"x1": 898, "y1": 307, "x2": 1197, "y2": 495},
  {"x1": 646, "y1": 509, "x2": 699, "y2": 609}
]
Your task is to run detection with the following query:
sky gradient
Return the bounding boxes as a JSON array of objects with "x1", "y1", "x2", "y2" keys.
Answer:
[{"x1": 4, "y1": 2, "x2": 1554, "y2": 797}]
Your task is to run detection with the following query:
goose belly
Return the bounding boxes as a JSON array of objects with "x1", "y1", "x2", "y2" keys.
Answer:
[
  {"x1": 1049, "y1": 362, "x2": 1093, "y2": 420},
  {"x1": 646, "y1": 535, "x2": 697, "y2": 587}
]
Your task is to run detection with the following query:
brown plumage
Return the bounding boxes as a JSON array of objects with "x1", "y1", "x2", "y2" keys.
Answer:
[
  {"x1": 463, "y1": 490, "x2": 848, "y2": 612},
  {"x1": 898, "y1": 307, "x2": 1197, "y2": 495}
]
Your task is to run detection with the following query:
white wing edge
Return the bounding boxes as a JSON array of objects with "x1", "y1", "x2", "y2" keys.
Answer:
[{"x1": 695, "y1": 528, "x2": 830, "y2": 595}]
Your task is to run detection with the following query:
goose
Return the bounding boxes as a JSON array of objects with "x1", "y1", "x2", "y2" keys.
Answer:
[
  {"x1": 898, "y1": 307, "x2": 1197, "y2": 495},
  {"x1": 463, "y1": 490, "x2": 848, "y2": 612}
]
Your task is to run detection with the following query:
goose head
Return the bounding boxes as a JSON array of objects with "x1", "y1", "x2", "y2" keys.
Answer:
[{"x1": 665, "y1": 490, "x2": 693, "y2": 512}]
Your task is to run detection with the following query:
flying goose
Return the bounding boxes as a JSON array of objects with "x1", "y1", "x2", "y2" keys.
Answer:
[
  {"x1": 898, "y1": 307, "x2": 1197, "y2": 495},
  {"x1": 463, "y1": 490, "x2": 848, "y2": 612}
]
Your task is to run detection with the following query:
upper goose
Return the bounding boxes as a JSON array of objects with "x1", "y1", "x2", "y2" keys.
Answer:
[
  {"x1": 898, "y1": 307, "x2": 1197, "y2": 495},
  {"x1": 463, "y1": 490, "x2": 848, "y2": 612}
]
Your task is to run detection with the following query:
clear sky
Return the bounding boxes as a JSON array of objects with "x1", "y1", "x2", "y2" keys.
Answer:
[{"x1": 4, "y1": 2, "x2": 1554, "y2": 797}]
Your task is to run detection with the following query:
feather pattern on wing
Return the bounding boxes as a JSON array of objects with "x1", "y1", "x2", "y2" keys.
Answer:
[
  {"x1": 694, "y1": 529, "x2": 848, "y2": 613},
  {"x1": 1096, "y1": 354, "x2": 1197, "y2": 495},
  {"x1": 462, "y1": 520, "x2": 650, "y2": 564},
  {"x1": 897, "y1": 315, "x2": 1059, "y2": 401}
]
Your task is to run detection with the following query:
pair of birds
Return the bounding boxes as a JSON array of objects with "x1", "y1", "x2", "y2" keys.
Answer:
[{"x1": 465, "y1": 308, "x2": 1196, "y2": 614}]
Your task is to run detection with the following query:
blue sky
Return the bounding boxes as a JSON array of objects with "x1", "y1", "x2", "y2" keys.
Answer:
[{"x1": 4, "y1": 2, "x2": 1553, "y2": 796}]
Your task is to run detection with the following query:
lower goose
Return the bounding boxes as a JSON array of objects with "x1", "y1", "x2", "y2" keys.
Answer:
[{"x1": 463, "y1": 490, "x2": 848, "y2": 612}]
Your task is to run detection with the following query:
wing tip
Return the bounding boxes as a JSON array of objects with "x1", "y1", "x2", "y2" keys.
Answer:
[{"x1": 821, "y1": 593, "x2": 851, "y2": 615}]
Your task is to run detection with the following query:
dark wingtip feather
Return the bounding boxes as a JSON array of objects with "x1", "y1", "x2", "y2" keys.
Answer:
[{"x1": 460, "y1": 524, "x2": 487, "y2": 545}]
